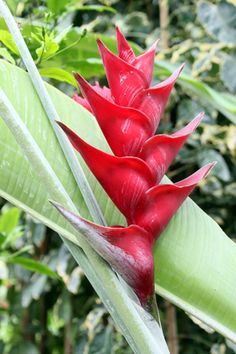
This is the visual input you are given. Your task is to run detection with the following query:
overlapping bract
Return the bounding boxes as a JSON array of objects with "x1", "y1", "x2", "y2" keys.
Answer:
[{"x1": 54, "y1": 28, "x2": 214, "y2": 306}]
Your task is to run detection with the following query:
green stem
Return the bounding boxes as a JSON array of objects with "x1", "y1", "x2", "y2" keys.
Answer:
[{"x1": 0, "y1": 89, "x2": 169, "y2": 354}]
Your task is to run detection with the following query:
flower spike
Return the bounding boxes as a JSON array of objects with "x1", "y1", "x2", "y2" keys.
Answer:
[
  {"x1": 52, "y1": 201, "x2": 154, "y2": 304},
  {"x1": 53, "y1": 29, "x2": 216, "y2": 312},
  {"x1": 132, "y1": 162, "x2": 216, "y2": 237},
  {"x1": 97, "y1": 38, "x2": 148, "y2": 106},
  {"x1": 116, "y1": 27, "x2": 158, "y2": 85},
  {"x1": 57, "y1": 122, "x2": 155, "y2": 222},
  {"x1": 138, "y1": 113, "x2": 204, "y2": 183},
  {"x1": 74, "y1": 73, "x2": 153, "y2": 156}
]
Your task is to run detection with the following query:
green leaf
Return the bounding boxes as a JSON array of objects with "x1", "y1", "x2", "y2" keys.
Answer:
[
  {"x1": 69, "y1": 5, "x2": 116, "y2": 14},
  {"x1": 7, "y1": 256, "x2": 58, "y2": 278},
  {"x1": 0, "y1": 47, "x2": 15, "y2": 64},
  {"x1": 154, "y1": 192, "x2": 236, "y2": 341},
  {"x1": 0, "y1": 60, "x2": 236, "y2": 343},
  {"x1": 197, "y1": 1, "x2": 236, "y2": 44},
  {"x1": 36, "y1": 33, "x2": 59, "y2": 62},
  {"x1": 0, "y1": 29, "x2": 19, "y2": 55},
  {"x1": 39, "y1": 67, "x2": 77, "y2": 86},
  {"x1": 220, "y1": 56, "x2": 236, "y2": 93},
  {"x1": 46, "y1": 0, "x2": 68, "y2": 15},
  {"x1": 0, "y1": 207, "x2": 21, "y2": 236}
]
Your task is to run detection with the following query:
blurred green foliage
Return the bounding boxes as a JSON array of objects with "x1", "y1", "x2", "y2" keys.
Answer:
[{"x1": 0, "y1": 0, "x2": 235, "y2": 353}]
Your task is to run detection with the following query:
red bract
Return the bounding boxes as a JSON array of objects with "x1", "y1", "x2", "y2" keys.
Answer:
[
  {"x1": 73, "y1": 81, "x2": 112, "y2": 113},
  {"x1": 74, "y1": 73, "x2": 153, "y2": 156},
  {"x1": 55, "y1": 28, "x2": 215, "y2": 309},
  {"x1": 116, "y1": 27, "x2": 158, "y2": 85}
]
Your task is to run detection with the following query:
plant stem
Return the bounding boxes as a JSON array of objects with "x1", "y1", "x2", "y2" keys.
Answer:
[
  {"x1": 159, "y1": 0, "x2": 169, "y2": 50},
  {"x1": 0, "y1": 0, "x2": 106, "y2": 226},
  {"x1": 166, "y1": 301, "x2": 179, "y2": 354}
]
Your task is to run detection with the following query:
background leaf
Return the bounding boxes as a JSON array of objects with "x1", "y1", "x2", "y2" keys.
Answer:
[
  {"x1": 198, "y1": 1, "x2": 236, "y2": 44},
  {"x1": 6, "y1": 256, "x2": 58, "y2": 278},
  {"x1": 220, "y1": 56, "x2": 236, "y2": 93}
]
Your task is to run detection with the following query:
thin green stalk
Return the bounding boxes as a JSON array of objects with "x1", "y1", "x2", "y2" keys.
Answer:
[
  {"x1": 0, "y1": 0, "x2": 106, "y2": 226},
  {"x1": 0, "y1": 88, "x2": 169, "y2": 354}
]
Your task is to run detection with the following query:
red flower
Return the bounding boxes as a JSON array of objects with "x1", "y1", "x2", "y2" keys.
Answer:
[{"x1": 54, "y1": 28, "x2": 215, "y2": 308}]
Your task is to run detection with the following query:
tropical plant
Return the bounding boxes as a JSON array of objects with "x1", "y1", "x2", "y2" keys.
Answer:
[{"x1": 0, "y1": 1, "x2": 235, "y2": 353}]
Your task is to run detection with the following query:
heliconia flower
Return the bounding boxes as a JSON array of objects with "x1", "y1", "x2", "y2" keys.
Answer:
[{"x1": 53, "y1": 28, "x2": 215, "y2": 310}]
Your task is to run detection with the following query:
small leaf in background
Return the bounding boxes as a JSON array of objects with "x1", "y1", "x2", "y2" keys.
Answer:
[
  {"x1": 7, "y1": 256, "x2": 58, "y2": 278},
  {"x1": 21, "y1": 274, "x2": 48, "y2": 307},
  {"x1": 9, "y1": 342, "x2": 39, "y2": 354},
  {"x1": 69, "y1": 5, "x2": 116, "y2": 14},
  {"x1": 0, "y1": 207, "x2": 21, "y2": 236},
  {"x1": 89, "y1": 325, "x2": 113, "y2": 354},
  {"x1": 66, "y1": 266, "x2": 82, "y2": 294},
  {"x1": 39, "y1": 67, "x2": 77, "y2": 86},
  {"x1": 46, "y1": 0, "x2": 68, "y2": 15},
  {"x1": 177, "y1": 98, "x2": 214, "y2": 124},
  {"x1": 35, "y1": 32, "x2": 59, "y2": 63},
  {"x1": 198, "y1": 1, "x2": 236, "y2": 44},
  {"x1": 0, "y1": 47, "x2": 15, "y2": 64},
  {"x1": 0, "y1": 29, "x2": 19, "y2": 55},
  {"x1": 220, "y1": 56, "x2": 236, "y2": 93},
  {"x1": 198, "y1": 149, "x2": 231, "y2": 182}
]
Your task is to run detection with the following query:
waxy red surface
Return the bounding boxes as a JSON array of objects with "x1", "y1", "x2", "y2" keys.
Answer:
[{"x1": 56, "y1": 29, "x2": 215, "y2": 305}]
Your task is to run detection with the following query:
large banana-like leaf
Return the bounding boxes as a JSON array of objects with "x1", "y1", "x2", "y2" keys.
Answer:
[{"x1": 0, "y1": 60, "x2": 236, "y2": 342}]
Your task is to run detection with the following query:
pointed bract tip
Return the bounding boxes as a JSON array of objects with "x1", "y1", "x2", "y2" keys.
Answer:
[
  {"x1": 176, "y1": 161, "x2": 216, "y2": 188},
  {"x1": 96, "y1": 38, "x2": 113, "y2": 57},
  {"x1": 176, "y1": 62, "x2": 185, "y2": 76},
  {"x1": 174, "y1": 111, "x2": 204, "y2": 136},
  {"x1": 73, "y1": 71, "x2": 84, "y2": 82},
  {"x1": 151, "y1": 63, "x2": 185, "y2": 92},
  {"x1": 96, "y1": 37, "x2": 103, "y2": 48},
  {"x1": 148, "y1": 38, "x2": 160, "y2": 51},
  {"x1": 49, "y1": 200, "x2": 64, "y2": 213},
  {"x1": 115, "y1": 26, "x2": 122, "y2": 34},
  {"x1": 190, "y1": 111, "x2": 205, "y2": 128},
  {"x1": 56, "y1": 120, "x2": 65, "y2": 129},
  {"x1": 187, "y1": 111, "x2": 205, "y2": 128}
]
